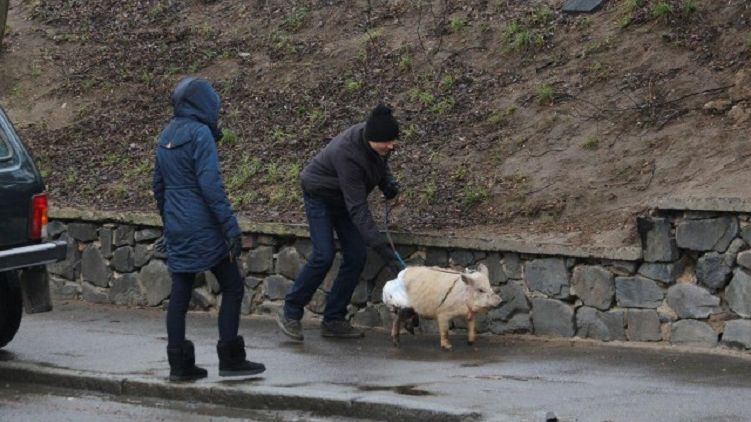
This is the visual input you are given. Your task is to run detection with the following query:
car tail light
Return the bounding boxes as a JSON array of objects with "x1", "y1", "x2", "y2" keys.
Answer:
[{"x1": 30, "y1": 193, "x2": 48, "y2": 240}]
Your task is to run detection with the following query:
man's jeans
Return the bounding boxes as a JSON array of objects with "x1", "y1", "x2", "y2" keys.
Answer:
[{"x1": 284, "y1": 192, "x2": 367, "y2": 322}]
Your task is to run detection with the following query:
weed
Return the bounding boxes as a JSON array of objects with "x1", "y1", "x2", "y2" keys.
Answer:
[
  {"x1": 271, "y1": 128, "x2": 293, "y2": 143},
  {"x1": 652, "y1": 1, "x2": 674, "y2": 19},
  {"x1": 439, "y1": 75, "x2": 455, "y2": 90},
  {"x1": 511, "y1": 30, "x2": 544, "y2": 50},
  {"x1": 226, "y1": 155, "x2": 262, "y2": 194},
  {"x1": 398, "y1": 49, "x2": 413, "y2": 72},
  {"x1": 221, "y1": 128, "x2": 239, "y2": 145},
  {"x1": 366, "y1": 28, "x2": 383, "y2": 43},
  {"x1": 452, "y1": 167, "x2": 468, "y2": 181},
  {"x1": 344, "y1": 79, "x2": 362, "y2": 92},
  {"x1": 461, "y1": 186, "x2": 489, "y2": 208},
  {"x1": 356, "y1": 49, "x2": 367, "y2": 63},
  {"x1": 30, "y1": 66, "x2": 42, "y2": 79},
  {"x1": 682, "y1": 0, "x2": 697, "y2": 15},
  {"x1": 419, "y1": 181, "x2": 438, "y2": 206},
  {"x1": 531, "y1": 6, "x2": 554, "y2": 25},
  {"x1": 431, "y1": 98, "x2": 455, "y2": 114},
  {"x1": 282, "y1": 7, "x2": 310, "y2": 33},
  {"x1": 306, "y1": 108, "x2": 326, "y2": 126},
  {"x1": 271, "y1": 31, "x2": 296, "y2": 55},
  {"x1": 487, "y1": 111, "x2": 503, "y2": 125},
  {"x1": 449, "y1": 18, "x2": 466, "y2": 32},
  {"x1": 402, "y1": 124, "x2": 418, "y2": 139},
  {"x1": 581, "y1": 137, "x2": 599, "y2": 150},
  {"x1": 408, "y1": 88, "x2": 435, "y2": 106},
  {"x1": 536, "y1": 85, "x2": 554, "y2": 105},
  {"x1": 65, "y1": 171, "x2": 78, "y2": 185},
  {"x1": 624, "y1": 0, "x2": 644, "y2": 14},
  {"x1": 506, "y1": 105, "x2": 517, "y2": 115}
]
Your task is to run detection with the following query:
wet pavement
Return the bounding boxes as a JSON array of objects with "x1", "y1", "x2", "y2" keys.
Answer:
[{"x1": 1, "y1": 301, "x2": 751, "y2": 421}]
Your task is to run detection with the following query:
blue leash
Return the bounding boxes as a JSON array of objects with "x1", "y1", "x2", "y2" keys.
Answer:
[{"x1": 383, "y1": 199, "x2": 407, "y2": 269}]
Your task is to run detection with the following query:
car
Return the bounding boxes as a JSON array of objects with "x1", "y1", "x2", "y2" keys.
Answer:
[{"x1": 0, "y1": 106, "x2": 66, "y2": 349}]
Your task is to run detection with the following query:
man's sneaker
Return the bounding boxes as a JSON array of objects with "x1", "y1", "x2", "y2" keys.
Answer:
[
  {"x1": 276, "y1": 310, "x2": 304, "y2": 341},
  {"x1": 321, "y1": 319, "x2": 364, "y2": 338}
]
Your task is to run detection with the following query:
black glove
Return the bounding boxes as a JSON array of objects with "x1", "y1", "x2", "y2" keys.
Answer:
[
  {"x1": 154, "y1": 236, "x2": 168, "y2": 254},
  {"x1": 228, "y1": 235, "x2": 242, "y2": 261},
  {"x1": 382, "y1": 180, "x2": 401, "y2": 200}
]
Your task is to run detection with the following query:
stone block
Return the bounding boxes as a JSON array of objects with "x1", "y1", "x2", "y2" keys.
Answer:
[
  {"x1": 245, "y1": 246, "x2": 274, "y2": 274},
  {"x1": 294, "y1": 239, "x2": 312, "y2": 259},
  {"x1": 666, "y1": 284, "x2": 720, "y2": 319},
  {"x1": 111, "y1": 246, "x2": 134, "y2": 273},
  {"x1": 671, "y1": 320, "x2": 718, "y2": 348},
  {"x1": 81, "y1": 282, "x2": 110, "y2": 304},
  {"x1": 477, "y1": 252, "x2": 507, "y2": 285},
  {"x1": 737, "y1": 250, "x2": 751, "y2": 271},
  {"x1": 114, "y1": 225, "x2": 136, "y2": 247},
  {"x1": 615, "y1": 276, "x2": 664, "y2": 308},
  {"x1": 81, "y1": 244, "x2": 111, "y2": 288},
  {"x1": 351, "y1": 281, "x2": 368, "y2": 305},
  {"x1": 450, "y1": 249, "x2": 474, "y2": 267},
  {"x1": 637, "y1": 260, "x2": 685, "y2": 284},
  {"x1": 727, "y1": 268, "x2": 751, "y2": 318},
  {"x1": 134, "y1": 228, "x2": 161, "y2": 242},
  {"x1": 48, "y1": 234, "x2": 81, "y2": 281},
  {"x1": 46, "y1": 220, "x2": 66, "y2": 239},
  {"x1": 676, "y1": 217, "x2": 738, "y2": 252},
  {"x1": 531, "y1": 298, "x2": 575, "y2": 337},
  {"x1": 696, "y1": 252, "x2": 732, "y2": 291},
  {"x1": 322, "y1": 254, "x2": 343, "y2": 292},
  {"x1": 489, "y1": 312, "x2": 532, "y2": 335},
  {"x1": 134, "y1": 244, "x2": 152, "y2": 268},
  {"x1": 191, "y1": 287, "x2": 216, "y2": 310},
  {"x1": 721, "y1": 320, "x2": 751, "y2": 350},
  {"x1": 502, "y1": 253, "x2": 522, "y2": 279},
  {"x1": 609, "y1": 260, "x2": 637, "y2": 276},
  {"x1": 425, "y1": 248, "x2": 449, "y2": 267},
  {"x1": 109, "y1": 273, "x2": 144, "y2": 306},
  {"x1": 571, "y1": 265, "x2": 614, "y2": 310},
  {"x1": 276, "y1": 246, "x2": 304, "y2": 280},
  {"x1": 205, "y1": 271, "x2": 221, "y2": 294},
  {"x1": 361, "y1": 249, "x2": 385, "y2": 281},
  {"x1": 99, "y1": 227, "x2": 113, "y2": 259},
  {"x1": 626, "y1": 309, "x2": 662, "y2": 342},
  {"x1": 263, "y1": 275, "x2": 293, "y2": 300},
  {"x1": 637, "y1": 217, "x2": 678, "y2": 263},
  {"x1": 139, "y1": 259, "x2": 171, "y2": 306},
  {"x1": 489, "y1": 281, "x2": 529, "y2": 321},
  {"x1": 525, "y1": 258, "x2": 570, "y2": 299},
  {"x1": 576, "y1": 307, "x2": 625, "y2": 341},
  {"x1": 306, "y1": 289, "x2": 327, "y2": 314},
  {"x1": 352, "y1": 307, "x2": 382, "y2": 328},
  {"x1": 68, "y1": 223, "x2": 98, "y2": 242},
  {"x1": 245, "y1": 276, "x2": 263, "y2": 291}
]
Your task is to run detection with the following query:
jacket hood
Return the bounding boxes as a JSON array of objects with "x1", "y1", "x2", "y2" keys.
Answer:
[{"x1": 168, "y1": 77, "x2": 222, "y2": 141}]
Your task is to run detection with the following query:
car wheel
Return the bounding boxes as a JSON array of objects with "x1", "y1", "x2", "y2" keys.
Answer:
[{"x1": 0, "y1": 270, "x2": 23, "y2": 349}]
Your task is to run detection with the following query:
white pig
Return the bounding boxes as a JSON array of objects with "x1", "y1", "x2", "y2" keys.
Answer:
[{"x1": 383, "y1": 264, "x2": 502, "y2": 350}]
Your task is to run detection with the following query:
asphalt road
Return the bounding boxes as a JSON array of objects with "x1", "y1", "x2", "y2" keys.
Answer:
[{"x1": 2, "y1": 301, "x2": 751, "y2": 421}]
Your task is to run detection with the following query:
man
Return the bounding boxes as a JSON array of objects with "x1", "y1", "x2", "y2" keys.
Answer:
[
  {"x1": 276, "y1": 104, "x2": 401, "y2": 341},
  {"x1": 153, "y1": 77, "x2": 265, "y2": 381}
]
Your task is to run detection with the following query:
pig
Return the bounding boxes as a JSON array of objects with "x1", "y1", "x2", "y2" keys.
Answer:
[{"x1": 383, "y1": 264, "x2": 502, "y2": 351}]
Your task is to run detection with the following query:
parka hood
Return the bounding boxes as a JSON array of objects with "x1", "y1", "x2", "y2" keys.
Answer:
[{"x1": 163, "y1": 77, "x2": 222, "y2": 144}]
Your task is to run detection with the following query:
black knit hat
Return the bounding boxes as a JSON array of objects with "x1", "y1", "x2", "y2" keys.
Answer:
[{"x1": 364, "y1": 104, "x2": 399, "y2": 142}]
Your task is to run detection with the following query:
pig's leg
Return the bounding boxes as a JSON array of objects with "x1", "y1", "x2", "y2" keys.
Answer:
[
  {"x1": 467, "y1": 316, "x2": 476, "y2": 345},
  {"x1": 391, "y1": 312, "x2": 402, "y2": 347},
  {"x1": 438, "y1": 315, "x2": 452, "y2": 351}
]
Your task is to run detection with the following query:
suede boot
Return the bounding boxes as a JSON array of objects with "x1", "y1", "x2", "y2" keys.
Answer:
[
  {"x1": 217, "y1": 336, "x2": 266, "y2": 377},
  {"x1": 167, "y1": 340, "x2": 208, "y2": 382}
]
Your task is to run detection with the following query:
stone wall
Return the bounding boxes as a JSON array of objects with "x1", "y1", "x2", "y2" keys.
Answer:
[{"x1": 45, "y1": 206, "x2": 751, "y2": 352}]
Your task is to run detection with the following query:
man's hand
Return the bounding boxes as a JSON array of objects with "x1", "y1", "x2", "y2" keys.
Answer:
[
  {"x1": 228, "y1": 235, "x2": 242, "y2": 261},
  {"x1": 382, "y1": 180, "x2": 401, "y2": 200}
]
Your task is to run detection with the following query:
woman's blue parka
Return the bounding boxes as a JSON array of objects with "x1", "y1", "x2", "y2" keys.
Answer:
[{"x1": 152, "y1": 78, "x2": 241, "y2": 273}]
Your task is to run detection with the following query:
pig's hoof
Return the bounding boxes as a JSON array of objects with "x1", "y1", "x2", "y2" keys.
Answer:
[
  {"x1": 391, "y1": 338, "x2": 400, "y2": 348},
  {"x1": 440, "y1": 344, "x2": 452, "y2": 351},
  {"x1": 467, "y1": 340, "x2": 475, "y2": 346}
]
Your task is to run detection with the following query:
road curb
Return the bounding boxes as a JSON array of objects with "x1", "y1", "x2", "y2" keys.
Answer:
[{"x1": 0, "y1": 361, "x2": 481, "y2": 422}]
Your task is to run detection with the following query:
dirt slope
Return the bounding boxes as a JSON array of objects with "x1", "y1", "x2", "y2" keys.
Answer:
[{"x1": 1, "y1": 0, "x2": 750, "y2": 247}]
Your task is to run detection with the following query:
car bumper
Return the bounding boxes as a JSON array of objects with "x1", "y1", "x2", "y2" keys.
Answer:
[{"x1": 0, "y1": 240, "x2": 68, "y2": 272}]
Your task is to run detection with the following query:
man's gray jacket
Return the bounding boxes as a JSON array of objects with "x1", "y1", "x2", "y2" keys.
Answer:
[{"x1": 300, "y1": 122, "x2": 396, "y2": 247}]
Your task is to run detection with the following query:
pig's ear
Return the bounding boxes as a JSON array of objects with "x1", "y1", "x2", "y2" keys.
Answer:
[
  {"x1": 476, "y1": 264, "x2": 489, "y2": 279},
  {"x1": 461, "y1": 274, "x2": 476, "y2": 286}
]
